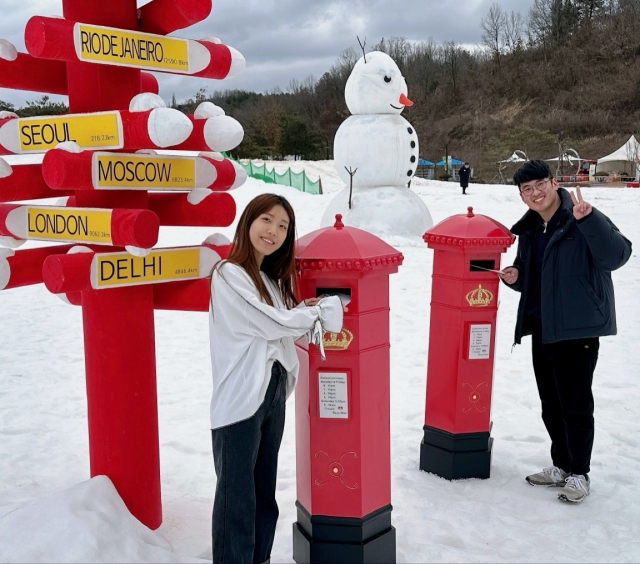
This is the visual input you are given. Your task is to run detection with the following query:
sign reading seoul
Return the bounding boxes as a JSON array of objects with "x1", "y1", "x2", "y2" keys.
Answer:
[
  {"x1": 93, "y1": 153, "x2": 196, "y2": 189},
  {"x1": 74, "y1": 23, "x2": 189, "y2": 72},
  {"x1": 94, "y1": 248, "x2": 201, "y2": 288},
  {"x1": 17, "y1": 112, "x2": 123, "y2": 152}
]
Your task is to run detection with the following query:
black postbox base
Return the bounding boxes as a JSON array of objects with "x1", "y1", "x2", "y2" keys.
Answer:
[
  {"x1": 420, "y1": 424, "x2": 493, "y2": 480},
  {"x1": 292, "y1": 502, "x2": 396, "y2": 564}
]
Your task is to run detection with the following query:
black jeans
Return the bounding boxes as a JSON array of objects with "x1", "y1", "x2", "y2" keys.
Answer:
[
  {"x1": 211, "y1": 361, "x2": 287, "y2": 564},
  {"x1": 531, "y1": 324, "x2": 599, "y2": 476}
]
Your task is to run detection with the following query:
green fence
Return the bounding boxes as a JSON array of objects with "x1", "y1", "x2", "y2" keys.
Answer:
[{"x1": 236, "y1": 160, "x2": 322, "y2": 194}]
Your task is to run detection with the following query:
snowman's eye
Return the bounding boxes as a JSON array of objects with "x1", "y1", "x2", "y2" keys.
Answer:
[{"x1": 383, "y1": 76, "x2": 392, "y2": 83}]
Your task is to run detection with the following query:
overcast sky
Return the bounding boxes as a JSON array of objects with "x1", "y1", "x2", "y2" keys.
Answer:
[{"x1": 0, "y1": 0, "x2": 531, "y2": 109}]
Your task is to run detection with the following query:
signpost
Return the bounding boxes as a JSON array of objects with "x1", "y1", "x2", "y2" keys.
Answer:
[{"x1": 0, "y1": 0, "x2": 245, "y2": 529}]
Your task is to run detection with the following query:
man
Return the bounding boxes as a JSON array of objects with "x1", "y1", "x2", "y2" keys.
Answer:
[
  {"x1": 459, "y1": 162, "x2": 471, "y2": 195},
  {"x1": 501, "y1": 160, "x2": 631, "y2": 503}
]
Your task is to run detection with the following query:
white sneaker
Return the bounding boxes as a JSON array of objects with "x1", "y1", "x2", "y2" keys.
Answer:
[
  {"x1": 558, "y1": 474, "x2": 590, "y2": 503},
  {"x1": 526, "y1": 466, "x2": 569, "y2": 487}
]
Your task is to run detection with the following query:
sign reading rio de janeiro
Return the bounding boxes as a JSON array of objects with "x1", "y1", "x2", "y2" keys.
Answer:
[
  {"x1": 93, "y1": 153, "x2": 197, "y2": 189},
  {"x1": 93, "y1": 247, "x2": 202, "y2": 289},
  {"x1": 74, "y1": 23, "x2": 199, "y2": 73},
  {"x1": 8, "y1": 112, "x2": 124, "y2": 153}
]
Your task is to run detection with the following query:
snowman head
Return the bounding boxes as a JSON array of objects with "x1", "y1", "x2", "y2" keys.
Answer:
[{"x1": 344, "y1": 51, "x2": 411, "y2": 115}]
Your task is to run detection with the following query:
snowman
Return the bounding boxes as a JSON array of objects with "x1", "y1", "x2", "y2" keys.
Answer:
[{"x1": 321, "y1": 50, "x2": 433, "y2": 239}]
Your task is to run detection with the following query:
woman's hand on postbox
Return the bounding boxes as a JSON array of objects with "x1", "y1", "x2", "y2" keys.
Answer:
[
  {"x1": 304, "y1": 295, "x2": 348, "y2": 312},
  {"x1": 499, "y1": 266, "x2": 519, "y2": 285}
]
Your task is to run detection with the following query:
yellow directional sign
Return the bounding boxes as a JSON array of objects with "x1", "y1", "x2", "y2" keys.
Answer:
[
  {"x1": 93, "y1": 153, "x2": 196, "y2": 189},
  {"x1": 94, "y1": 248, "x2": 201, "y2": 288},
  {"x1": 74, "y1": 23, "x2": 190, "y2": 72},
  {"x1": 25, "y1": 207, "x2": 112, "y2": 243},
  {"x1": 17, "y1": 112, "x2": 123, "y2": 153}
]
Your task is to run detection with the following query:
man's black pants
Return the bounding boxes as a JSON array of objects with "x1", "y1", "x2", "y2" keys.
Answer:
[
  {"x1": 211, "y1": 361, "x2": 287, "y2": 564},
  {"x1": 531, "y1": 325, "x2": 599, "y2": 476}
]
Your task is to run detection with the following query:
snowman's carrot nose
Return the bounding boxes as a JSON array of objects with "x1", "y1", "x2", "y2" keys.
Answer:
[{"x1": 399, "y1": 93, "x2": 413, "y2": 106}]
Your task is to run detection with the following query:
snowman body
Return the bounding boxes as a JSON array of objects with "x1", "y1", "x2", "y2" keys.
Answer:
[
  {"x1": 334, "y1": 114, "x2": 419, "y2": 187},
  {"x1": 322, "y1": 51, "x2": 432, "y2": 238}
]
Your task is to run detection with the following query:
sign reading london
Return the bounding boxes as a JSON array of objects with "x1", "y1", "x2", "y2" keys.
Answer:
[
  {"x1": 3, "y1": 112, "x2": 124, "y2": 153},
  {"x1": 74, "y1": 23, "x2": 191, "y2": 73},
  {"x1": 93, "y1": 247, "x2": 202, "y2": 289},
  {"x1": 93, "y1": 152, "x2": 197, "y2": 189},
  {"x1": 4, "y1": 205, "x2": 112, "y2": 244}
]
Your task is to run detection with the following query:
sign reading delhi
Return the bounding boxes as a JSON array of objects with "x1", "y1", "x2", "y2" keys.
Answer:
[
  {"x1": 74, "y1": 23, "x2": 196, "y2": 73},
  {"x1": 93, "y1": 247, "x2": 206, "y2": 289},
  {"x1": 2, "y1": 112, "x2": 124, "y2": 153},
  {"x1": 93, "y1": 152, "x2": 197, "y2": 189}
]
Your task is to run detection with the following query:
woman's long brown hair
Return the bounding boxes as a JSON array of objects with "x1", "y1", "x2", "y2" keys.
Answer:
[{"x1": 223, "y1": 194, "x2": 299, "y2": 308}]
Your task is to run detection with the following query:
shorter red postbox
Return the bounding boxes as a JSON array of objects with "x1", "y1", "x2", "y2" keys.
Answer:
[
  {"x1": 420, "y1": 207, "x2": 514, "y2": 480},
  {"x1": 293, "y1": 215, "x2": 402, "y2": 564}
]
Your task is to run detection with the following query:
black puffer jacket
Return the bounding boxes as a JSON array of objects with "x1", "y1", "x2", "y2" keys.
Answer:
[{"x1": 505, "y1": 188, "x2": 632, "y2": 344}]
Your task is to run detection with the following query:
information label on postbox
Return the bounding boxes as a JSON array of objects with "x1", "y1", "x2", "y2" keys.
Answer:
[
  {"x1": 16, "y1": 112, "x2": 123, "y2": 153},
  {"x1": 74, "y1": 23, "x2": 190, "y2": 73},
  {"x1": 318, "y1": 372, "x2": 349, "y2": 419},
  {"x1": 93, "y1": 248, "x2": 201, "y2": 289},
  {"x1": 93, "y1": 153, "x2": 197, "y2": 189},
  {"x1": 25, "y1": 207, "x2": 112, "y2": 244},
  {"x1": 468, "y1": 324, "x2": 491, "y2": 359}
]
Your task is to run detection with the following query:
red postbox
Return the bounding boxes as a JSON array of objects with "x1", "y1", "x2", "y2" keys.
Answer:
[
  {"x1": 420, "y1": 207, "x2": 514, "y2": 480},
  {"x1": 293, "y1": 215, "x2": 402, "y2": 564}
]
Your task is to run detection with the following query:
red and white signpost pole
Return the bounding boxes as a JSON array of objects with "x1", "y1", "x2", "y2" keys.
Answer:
[{"x1": 0, "y1": 0, "x2": 244, "y2": 528}]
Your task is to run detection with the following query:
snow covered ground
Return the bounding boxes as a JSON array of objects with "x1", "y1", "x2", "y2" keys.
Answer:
[{"x1": 1, "y1": 160, "x2": 639, "y2": 562}]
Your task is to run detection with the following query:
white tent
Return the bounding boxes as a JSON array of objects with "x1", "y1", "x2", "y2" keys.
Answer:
[
  {"x1": 499, "y1": 151, "x2": 527, "y2": 163},
  {"x1": 597, "y1": 135, "x2": 640, "y2": 176}
]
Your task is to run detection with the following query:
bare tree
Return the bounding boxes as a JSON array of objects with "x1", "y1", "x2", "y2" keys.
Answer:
[
  {"x1": 504, "y1": 11, "x2": 525, "y2": 52},
  {"x1": 443, "y1": 41, "x2": 463, "y2": 99},
  {"x1": 528, "y1": 0, "x2": 553, "y2": 50},
  {"x1": 481, "y1": 3, "x2": 506, "y2": 76}
]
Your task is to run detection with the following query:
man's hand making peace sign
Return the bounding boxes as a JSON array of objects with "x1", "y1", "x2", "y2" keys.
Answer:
[{"x1": 570, "y1": 186, "x2": 593, "y2": 220}]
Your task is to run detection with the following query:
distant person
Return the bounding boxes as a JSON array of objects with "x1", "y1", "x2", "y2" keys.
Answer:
[
  {"x1": 459, "y1": 162, "x2": 471, "y2": 194},
  {"x1": 500, "y1": 160, "x2": 631, "y2": 503},
  {"x1": 208, "y1": 194, "x2": 343, "y2": 563}
]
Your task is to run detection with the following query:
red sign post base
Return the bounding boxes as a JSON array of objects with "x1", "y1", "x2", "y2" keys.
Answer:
[
  {"x1": 420, "y1": 425, "x2": 493, "y2": 480},
  {"x1": 293, "y1": 503, "x2": 395, "y2": 564}
]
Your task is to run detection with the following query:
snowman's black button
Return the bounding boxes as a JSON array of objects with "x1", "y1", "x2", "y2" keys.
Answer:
[
  {"x1": 407, "y1": 170, "x2": 413, "y2": 176},
  {"x1": 410, "y1": 141, "x2": 416, "y2": 148},
  {"x1": 408, "y1": 127, "x2": 413, "y2": 134},
  {"x1": 410, "y1": 156, "x2": 416, "y2": 163}
]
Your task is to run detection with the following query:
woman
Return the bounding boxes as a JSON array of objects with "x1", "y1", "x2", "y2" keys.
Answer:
[{"x1": 208, "y1": 193, "x2": 343, "y2": 564}]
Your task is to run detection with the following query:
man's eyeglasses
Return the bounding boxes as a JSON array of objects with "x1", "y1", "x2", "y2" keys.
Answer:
[{"x1": 519, "y1": 178, "x2": 552, "y2": 196}]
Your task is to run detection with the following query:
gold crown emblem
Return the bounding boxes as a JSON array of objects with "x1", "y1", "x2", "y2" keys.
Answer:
[
  {"x1": 322, "y1": 329, "x2": 354, "y2": 351},
  {"x1": 465, "y1": 284, "x2": 494, "y2": 307}
]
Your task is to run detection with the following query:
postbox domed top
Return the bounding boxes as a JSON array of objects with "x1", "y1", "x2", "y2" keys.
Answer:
[
  {"x1": 296, "y1": 215, "x2": 403, "y2": 274},
  {"x1": 423, "y1": 207, "x2": 515, "y2": 250}
]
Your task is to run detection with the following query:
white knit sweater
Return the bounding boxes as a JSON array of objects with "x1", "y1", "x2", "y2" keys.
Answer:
[{"x1": 208, "y1": 261, "x2": 343, "y2": 429}]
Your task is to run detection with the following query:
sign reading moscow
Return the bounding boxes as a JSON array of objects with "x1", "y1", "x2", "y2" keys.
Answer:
[{"x1": 93, "y1": 153, "x2": 196, "y2": 189}]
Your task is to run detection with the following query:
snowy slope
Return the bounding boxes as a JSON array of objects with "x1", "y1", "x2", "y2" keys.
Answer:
[{"x1": 1, "y1": 161, "x2": 639, "y2": 562}]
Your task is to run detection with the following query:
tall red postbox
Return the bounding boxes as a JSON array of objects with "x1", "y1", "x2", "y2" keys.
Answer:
[
  {"x1": 293, "y1": 215, "x2": 402, "y2": 564},
  {"x1": 420, "y1": 207, "x2": 514, "y2": 480}
]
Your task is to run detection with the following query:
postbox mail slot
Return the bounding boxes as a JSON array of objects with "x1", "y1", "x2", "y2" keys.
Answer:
[
  {"x1": 469, "y1": 260, "x2": 496, "y2": 272},
  {"x1": 316, "y1": 286, "x2": 352, "y2": 306}
]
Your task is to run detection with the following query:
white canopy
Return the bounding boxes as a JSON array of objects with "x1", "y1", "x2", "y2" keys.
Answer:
[
  {"x1": 547, "y1": 153, "x2": 580, "y2": 163},
  {"x1": 499, "y1": 152, "x2": 527, "y2": 163},
  {"x1": 597, "y1": 135, "x2": 640, "y2": 175}
]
